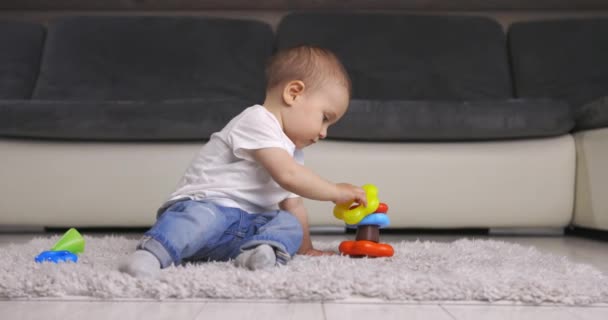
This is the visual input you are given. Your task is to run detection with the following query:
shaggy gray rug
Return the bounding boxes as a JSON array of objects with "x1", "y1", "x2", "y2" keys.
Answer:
[{"x1": 1, "y1": 235, "x2": 607, "y2": 305}]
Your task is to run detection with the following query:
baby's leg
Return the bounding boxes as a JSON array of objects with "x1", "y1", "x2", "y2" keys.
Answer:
[
  {"x1": 119, "y1": 200, "x2": 235, "y2": 278},
  {"x1": 235, "y1": 210, "x2": 303, "y2": 269}
]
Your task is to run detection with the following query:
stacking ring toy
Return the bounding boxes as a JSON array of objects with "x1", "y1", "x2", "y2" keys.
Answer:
[
  {"x1": 334, "y1": 185, "x2": 394, "y2": 258},
  {"x1": 333, "y1": 184, "x2": 380, "y2": 225}
]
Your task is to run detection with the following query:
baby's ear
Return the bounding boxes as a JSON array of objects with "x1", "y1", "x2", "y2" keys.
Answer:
[{"x1": 282, "y1": 80, "x2": 305, "y2": 106}]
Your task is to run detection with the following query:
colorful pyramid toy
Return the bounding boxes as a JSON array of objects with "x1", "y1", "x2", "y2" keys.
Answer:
[{"x1": 35, "y1": 228, "x2": 85, "y2": 263}]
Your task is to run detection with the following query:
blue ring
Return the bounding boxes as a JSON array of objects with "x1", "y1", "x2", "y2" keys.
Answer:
[{"x1": 346, "y1": 213, "x2": 390, "y2": 229}]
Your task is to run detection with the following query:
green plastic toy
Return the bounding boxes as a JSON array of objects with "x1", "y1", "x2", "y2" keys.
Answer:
[{"x1": 51, "y1": 228, "x2": 85, "y2": 253}]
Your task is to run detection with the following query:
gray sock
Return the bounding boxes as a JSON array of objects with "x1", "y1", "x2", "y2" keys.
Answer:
[
  {"x1": 234, "y1": 244, "x2": 276, "y2": 270},
  {"x1": 119, "y1": 249, "x2": 161, "y2": 279}
]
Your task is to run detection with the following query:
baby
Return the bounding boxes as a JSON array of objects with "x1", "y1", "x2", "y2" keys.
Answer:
[{"x1": 120, "y1": 45, "x2": 367, "y2": 278}]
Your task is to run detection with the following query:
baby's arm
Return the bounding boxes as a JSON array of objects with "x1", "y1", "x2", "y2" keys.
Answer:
[
  {"x1": 252, "y1": 148, "x2": 367, "y2": 205},
  {"x1": 279, "y1": 197, "x2": 335, "y2": 255}
]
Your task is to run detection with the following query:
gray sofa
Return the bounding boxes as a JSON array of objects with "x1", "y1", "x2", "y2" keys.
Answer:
[{"x1": 0, "y1": 13, "x2": 606, "y2": 232}]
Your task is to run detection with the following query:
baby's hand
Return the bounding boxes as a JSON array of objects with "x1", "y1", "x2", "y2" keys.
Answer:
[{"x1": 334, "y1": 183, "x2": 367, "y2": 207}]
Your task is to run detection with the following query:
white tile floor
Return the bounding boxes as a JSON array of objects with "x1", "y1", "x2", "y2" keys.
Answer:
[{"x1": 1, "y1": 232, "x2": 607, "y2": 319}]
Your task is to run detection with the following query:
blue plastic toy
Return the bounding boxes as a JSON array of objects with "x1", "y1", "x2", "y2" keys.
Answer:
[{"x1": 35, "y1": 250, "x2": 78, "y2": 263}]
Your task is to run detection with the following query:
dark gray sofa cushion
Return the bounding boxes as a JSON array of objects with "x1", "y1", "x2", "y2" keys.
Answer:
[
  {"x1": 575, "y1": 96, "x2": 608, "y2": 131},
  {"x1": 0, "y1": 98, "x2": 250, "y2": 141},
  {"x1": 0, "y1": 20, "x2": 45, "y2": 99},
  {"x1": 33, "y1": 16, "x2": 273, "y2": 102},
  {"x1": 277, "y1": 13, "x2": 512, "y2": 100},
  {"x1": 328, "y1": 99, "x2": 573, "y2": 141},
  {"x1": 509, "y1": 18, "x2": 608, "y2": 109}
]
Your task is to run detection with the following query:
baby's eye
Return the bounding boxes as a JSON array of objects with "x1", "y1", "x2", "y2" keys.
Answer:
[{"x1": 323, "y1": 115, "x2": 329, "y2": 122}]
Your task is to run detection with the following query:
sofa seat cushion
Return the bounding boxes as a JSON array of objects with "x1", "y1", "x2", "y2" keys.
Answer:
[
  {"x1": 0, "y1": 20, "x2": 45, "y2": 99},
  {"x1": 0, "y1": 98, "x2": 251, "y2": 141},
  {"x1": 575, "y1": 96, "x2": 608, "y2": 131},
  {"x1": 328, "y1": 99, "x2": 573, "y2": 141}
]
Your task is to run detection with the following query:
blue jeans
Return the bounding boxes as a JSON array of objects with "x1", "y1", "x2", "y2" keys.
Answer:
[{"x1": 137, "y1": 199, "x2": 303, "y2": 268}]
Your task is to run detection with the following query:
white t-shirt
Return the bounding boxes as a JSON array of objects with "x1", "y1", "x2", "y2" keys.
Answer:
[{"x1": 162, "y1": 105, "x2": 303, "y2": 213}]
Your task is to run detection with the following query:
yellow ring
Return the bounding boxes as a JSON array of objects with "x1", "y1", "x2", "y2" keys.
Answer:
[{"x1": 333, "y1": 184, "x2": 380, "y2": 225}]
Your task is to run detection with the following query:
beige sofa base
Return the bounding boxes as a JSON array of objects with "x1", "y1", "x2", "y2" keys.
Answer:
[
  {"x1": 304, "y1": 136, "x2": 575, "y2": 227},
  {"x1": 574, "y1": 128, "x2": 608, "y2": 231},
  {"x1": 0, "y1": 135, "x2": 575, "y2": 228}
]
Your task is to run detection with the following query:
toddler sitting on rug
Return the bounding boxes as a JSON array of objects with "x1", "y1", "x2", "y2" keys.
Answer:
[{"x1": 120, "y1": 45, "x2": 367, "y2": 278}]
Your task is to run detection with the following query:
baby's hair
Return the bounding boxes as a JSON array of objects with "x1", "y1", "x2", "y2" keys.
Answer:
[{"x1": 265, "y1": 45, "x2": 352, "y2": 97}]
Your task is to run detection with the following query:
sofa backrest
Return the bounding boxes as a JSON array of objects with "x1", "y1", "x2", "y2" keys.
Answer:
[
  {"x1": 0, "y1": 20, "x2": 45, "y2": 99},
  {"x1": 509, "y1": 18, "x2": 608, "y2": 108},
  {"x1": 276, "y1": 13, "x2": 513, "y2": 100},
  {"x1": 32, "y1": 16, "x2": 274, "y2": 102}
]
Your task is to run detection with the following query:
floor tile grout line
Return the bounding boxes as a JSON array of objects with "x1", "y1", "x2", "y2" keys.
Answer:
[
  {"x1": 190, "y1": 300, "x2": 208, "y2": 320},
  {"x1": 439, "y1": 304, "x2": 459, "y2": 320},
  {"x1": 321, "y1": 301, "x2": 328, "y2": 320}
]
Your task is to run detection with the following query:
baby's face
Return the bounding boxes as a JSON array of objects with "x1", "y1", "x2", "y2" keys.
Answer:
[{"x1": 283, "y1": 81, "x2": 349, "y2": 149}]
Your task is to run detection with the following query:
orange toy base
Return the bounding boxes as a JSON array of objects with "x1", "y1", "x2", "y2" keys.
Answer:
[{"x1": 339, "y1": 240, "x2": 394, "y2": 257}]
